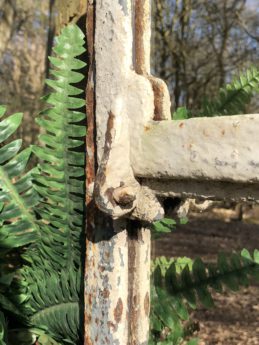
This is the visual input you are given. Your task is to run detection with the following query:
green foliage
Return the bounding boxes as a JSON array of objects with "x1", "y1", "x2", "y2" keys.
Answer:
[
  {"x1": 0, "y1": 312, "x2": 7, "y2": 345},
  {"x1": 200, "y1": 67, "x2": 259, "y2": 116},
  {"x1": 0, "y1": 24, "x2": 86, "y2": 345},
  {"x1": 31, "y1": 24, "x2": 86, "y2": 270},
  {"x1": 0, "y1": 106, "x2": 39, "y2": 251},
  {"x1": 150, "y1": 249, "x2": 259, "y2": 344},
  {"x1": 152, "y1": 217, "x2": 188, "y2": 239},
  {"x1": 151, "y1": 257, "x2": 193, "y2": 276},
  {"x1": 152, "y1": 218, "x2": 177, "y2": 238},
  {"x1": 21, "y1": 24, "x2": 86, "y2": 344},
  {"x1": 22, "y1": 266, "x2": 82, "y2": 344},
  {"x1": 172, "y1": 107, "x2": 190, "y2": 120},
  {"x1": 172, "y1": 67, "x2": 259, "y2": 119},
  {"x1": 0, "y1": 105, "x2": 39, "y2": 342}
]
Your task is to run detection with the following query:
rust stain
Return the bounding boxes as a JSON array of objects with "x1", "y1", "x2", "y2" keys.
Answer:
[
  {"x1": 134, "y1": 0, "x2": 148, "y2": 75},
  {"x1": 84, "y1": 335, "x2": 93, "y2": 345},
  {"x1": 144, "y1": 292, "x2": 150, "y2": 316},
  {"x1": 84, "y1": 3, "x2": 96, "y2": 345},
  {"x1": 114, "y1": 298, "x2": 123, "y2": 323},
  {"x1": 179, "y1": 122, "x2": 184, "y2": 128},
  {"x1": 144, "y1": 125, "x2": 151, "y2": 131},
  {"x1": 100, "y1": 288, "x2": 110, "y2": 299},
  {"x1": 88, "y1": 294, "x2": 92, "y2": 305},
  {"x1": 106, "y1": 111, "x2": 115, "y2": 147},
  {"x1": 85, "y1": 314, "x2": 92, "y2": 323},
  {"x1": 107, "y1": 321, "x2": 116, "y2": 331},
  {"x1": 86, "y1": 0, "x2": 96, "y2": 209},
  {"x1": 133, "y1": 294, "x2": 138, "y2": 306},
  {"x1": 94, "y1": 111, "x2": 115, "y2": 205},
  {"x1": 149, "y1": 76, "x2": 169, "y2": 121},
  {"x1": 221, "y1": 129, "x2": 225, "y2": 135},
  {"x1": 98, "y1": 265, "x2": 105, "y2": 272},
  {"x1": 135, "y1": 0, "x2": 166, "y2": 121}
]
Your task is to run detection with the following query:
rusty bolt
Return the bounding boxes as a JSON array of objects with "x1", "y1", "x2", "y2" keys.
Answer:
[{"x1": 113, "y1": 186, "x2": 136, "y2": 206}]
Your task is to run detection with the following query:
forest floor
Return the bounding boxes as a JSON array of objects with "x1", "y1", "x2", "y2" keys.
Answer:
[{"x1": 154, "y1": 208, "x2": 259, "y2": 345}]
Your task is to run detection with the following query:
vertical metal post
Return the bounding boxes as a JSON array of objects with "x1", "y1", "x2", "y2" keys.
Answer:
[{"x1": 85, "y1": 1, "x2": 152, "y2": 344}]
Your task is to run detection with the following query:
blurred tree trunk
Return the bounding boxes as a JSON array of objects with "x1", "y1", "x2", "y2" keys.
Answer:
[
  {"x1": 0, "y1": 0, "x2": 53, "y2": 148},
  {"x1": 53, "y1": 0, "x2": 87, "y2": 31},
  {"x1": 0, "y1": 0, "x2": 16, "y2": 58}
]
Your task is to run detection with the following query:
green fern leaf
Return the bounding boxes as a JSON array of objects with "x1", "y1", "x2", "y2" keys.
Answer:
[
  {"x1": 22, "y1": 265, "x2": 82, "y2": 344},
  {"x1": 19, "y1": 24, "x2": 86, "y2": 345},
  {"x1": 151, "y1": 249, "x2": 259, "y2": 343},
  {"x1": 0, "y1": 106, "x2": 39, "y2": 250},
  {"x1": 31, "y1": 24, "x2": 86, "y2": 270},
  {"x1": 172, "y1": 107, "x2": 191, "y2": 120},
  {"x1": 200, "y1": 67, "x2": 259, "y2": 116}
]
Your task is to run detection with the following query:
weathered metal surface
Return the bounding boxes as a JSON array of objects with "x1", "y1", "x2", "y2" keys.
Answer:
[
  {"x1": 85, "y1": 216, "x2": 151, "y2": 345},
  {"x1": 133, "y1": 114, "x2": 259, "y2": 184},
  {"x1": 143, "y1": 179, "x2": 259, "y2": 202},
  {"x1": 93, "y1": 0, "x2": 171, "y2": 220},
  {"x1": 85, "y1": 0, "x2": 95, "y2": 207},
  {"x1": 85, "y1": 217, "x2": 130, "y2": 345},
  {"x1": 85, "y1": 1, "x2": 157, "y2": 344},
  {"x1": 134, "y1": 0, "x2": 171, "y2": 121},
  {"x1": 94, "y1": 0, "x2": 153, "y2": 219},
  {"x1": 84, "y1": 1, "x2": 98, "y2": 344},
  {"x1": 128, "y1": 226, "x2": 151, "y2": 345}
]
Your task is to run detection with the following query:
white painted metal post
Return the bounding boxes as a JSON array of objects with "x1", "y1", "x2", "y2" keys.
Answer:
[{"x1": 85, "y1": 1, "x2": 162, "y2": 344}]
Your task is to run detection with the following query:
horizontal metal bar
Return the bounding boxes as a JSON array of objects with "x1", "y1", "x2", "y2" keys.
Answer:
[
  {"x1": 133, "y1": 114, "x2": 259, "y2": 184},
  {"x1": 141, "y1": 179, "x2": 259, "y2": 202}
]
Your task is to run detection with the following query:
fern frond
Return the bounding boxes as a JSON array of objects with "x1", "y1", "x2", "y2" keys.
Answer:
[
  {"x1": 31, "y1": 24, "x2": 86, "y2": 270},
  {"x1": 0, "y1": 105, "x2": 40, "y2": 343},
  {"x1": 16, "y1": 24, "x2": 87, "y2": 345},
  {"x1": 152, "y1": 256, "x2": 193, "y2": 276},
  {"x1": 0, "y1": 106, "x2": 39, "y2": 251},
  {"x1": 200, "y1": 67, "x2": 259, "y2": 116},
  {"x1": 150, "y1": 249, "x2": 259, "y2": 343},
  {"x1": 22, "y1": 265, "x2": 82, "y2": 344}
]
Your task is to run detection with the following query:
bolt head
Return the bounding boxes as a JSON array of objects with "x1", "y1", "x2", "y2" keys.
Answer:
[{"x1": 113, "y1": 186, "x2": 136, "y2": 206}]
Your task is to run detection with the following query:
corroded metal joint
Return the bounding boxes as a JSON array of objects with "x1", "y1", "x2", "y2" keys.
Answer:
[
  {"x1": 93, "y1": 0, "x2": 171, "y2": 222},
  {"x1": 113, "y1": 185, "x2": 136, "y2": 206}
]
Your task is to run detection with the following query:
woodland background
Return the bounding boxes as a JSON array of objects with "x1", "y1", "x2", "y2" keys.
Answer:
[
  {"x1": 0, "y1": 1, "x2": 259, "y2": 344},
  {"x1": 0, "y1": 0, "x2": 258, "y2": 147}
]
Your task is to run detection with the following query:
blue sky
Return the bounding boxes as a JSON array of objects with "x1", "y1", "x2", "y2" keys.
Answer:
[{"x1": 246, "y1": 0, "x2": 258, "y2": 10}]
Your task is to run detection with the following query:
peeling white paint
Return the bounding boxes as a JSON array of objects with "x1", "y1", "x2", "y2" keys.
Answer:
[
  {"x1": 88, "y1": 1, "x2": 162, "y2": 344},
  {"x1": 94, "y1": 0, "x2": 153, "y2": 219},
  {"x1": 85, "y1": 225, "x2": 129, "y2": 344},
  {"x1": 94, "y1": 0, "x2": 171, "y2": 221},
  {"x1": 133, "y1": 114, "x2": 259, "y2": 184}
]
